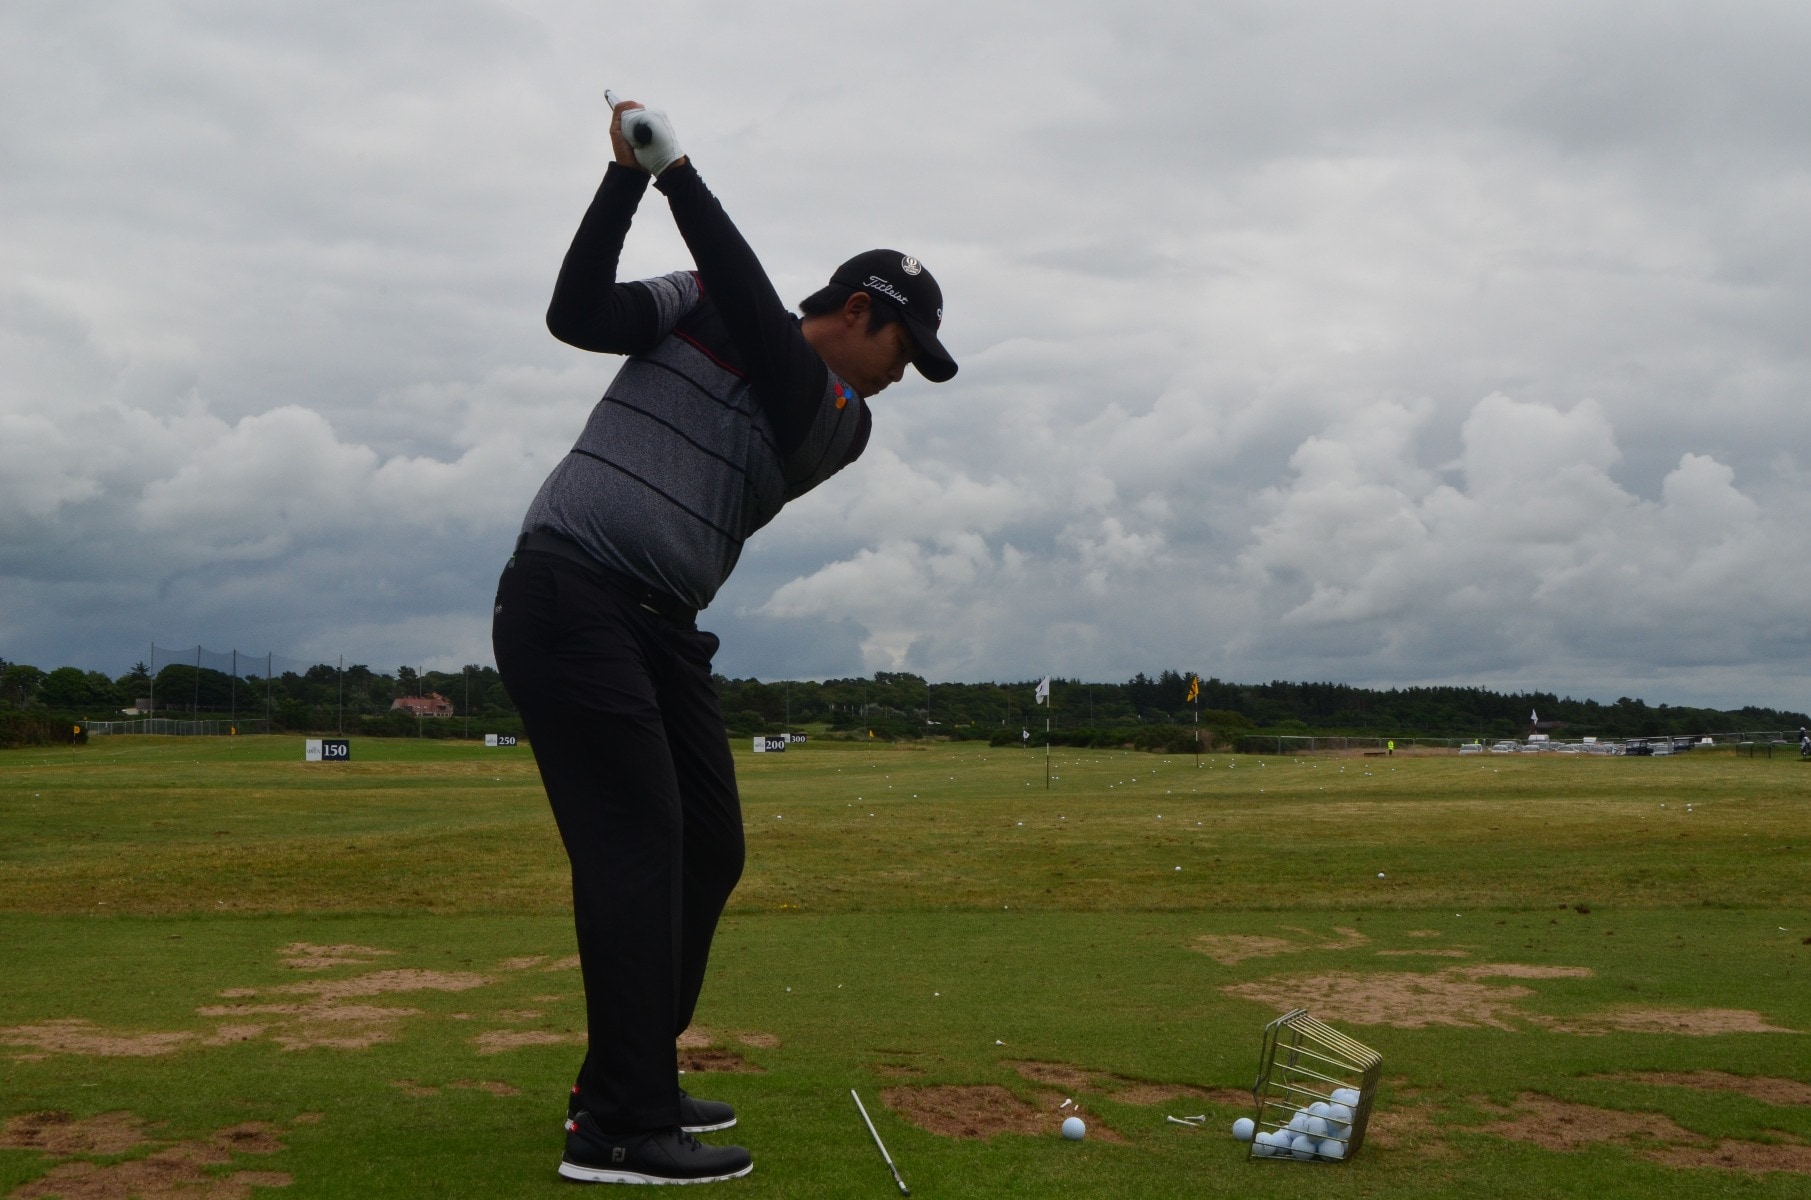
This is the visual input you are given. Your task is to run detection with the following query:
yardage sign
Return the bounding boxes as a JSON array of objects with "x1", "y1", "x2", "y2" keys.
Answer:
[
  {"x1": 304, "y1": 738, "x2": 350, "y2": 762},
  {"x1": 485, "y1": 734, "x2": 519, "y2": 747},
  {"x1": 751, "y1": 735, "x2": 787, "y2": 753}
]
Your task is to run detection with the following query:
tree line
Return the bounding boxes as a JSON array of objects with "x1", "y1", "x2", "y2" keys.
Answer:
[{"x1": 2, "y1": 656, "x2": 1803, "y2": 745}]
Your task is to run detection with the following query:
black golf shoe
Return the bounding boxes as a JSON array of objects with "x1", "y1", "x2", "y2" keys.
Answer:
[
  {"x1": 568, "y1": 1085, "x2": 737, "y2": 1134},
  {"x1": 559, "y1": 1112, "x2": 752, "y2": 1184}
]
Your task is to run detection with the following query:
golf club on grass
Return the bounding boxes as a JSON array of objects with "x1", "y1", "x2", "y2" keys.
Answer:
[{"x1": 851, "y1": 1089, "x2": 909, "y2": 1196}]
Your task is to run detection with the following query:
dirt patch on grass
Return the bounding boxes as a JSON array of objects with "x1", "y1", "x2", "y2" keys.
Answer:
[
  {"x1": 271, "y1": 969, "x2": 490, "y2": 999},
  {"x1": 390, "y1": 1080, "x2": 440, "y2": 1097},
  {"x1": 1376, "y1": 949, "x2": 1471, "y2": 958},
  {"x1": 278, "y1": 943, "x2": 395, "y2": 971},
  {"x1": 1004, "y1": 1061, "x2": 1234, "y2": 1107},
  {"x1": 1191, "y1": 927, "x2": 1368, "y2": 966},
  {"x1": 735, "y1": 1031, "x2": 781, "y2": 1049},
  {"x1": 1224, "y1": 970, "x2": 1536, "y2": 1030},
  {"x1": 1648, "y1": 1140, "x2": 1811, "y2": 1174},
  {"x1": 1474, "y1": 1092, "x2": 1811, "y2": 1174},
  {"x1": 450, "y1": 1080, "x2": 522, "y2": 1097},
  {"x1": 471, "y1": 1030, "x2": 582, "y2": 1055},
  {"x1": 1601, "y1": 1072, "x2": 1811, "y2": 1106},
  {"x1": 881, "y1": 1085, "x2": 1123, "y2": 1142},
  {"x1": 9, "y1": 1120, "x2": 291, "y2": 1200},
  {"x1": 1, "y1": 1020, "x2": 194, "y2": 1059},
  {"x1": 543, "y1": 955, "x2": 581, "y2": 972},
  {"x1": 1, "y1": 1112, "x2": 154, "y2": 1156},
  {"x1": 1554, "y1": 1008, "x2": 1797, "y2": 1036},
  {"x1": 1363, "y1": 1105, "x2": 1453, "y2": 1155},
  {"x1": 498, "y1": 955, "x2": 548, "y2": 970},
  {"x1": 196, "y1": 999, "x2": 424, "y2": 1051},
  {"x1": 1477, "y1": 1092, "x2": 1703, "y2": 1152},
  {"x1": 1457, "y1": 964, "x2": 1594, "y2": 980},
  {"x1": 677, "y1": 1027, "x2": 716, "y2": 1050},
  {"x1": 679, "y1": 1046, "x2": 761, "y2": 1073},
  {"x1": 1405, "y1": 930, "x2": 1443, "y2": 938},
  {"x1": 1008, "y1": 1061, "x2": 1094, "y2": 1090},
  {"x1": 1191, "y1": 935, "x2": 1299, "y2": 966}
]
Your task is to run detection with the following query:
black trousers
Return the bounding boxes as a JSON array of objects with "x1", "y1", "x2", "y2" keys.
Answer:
[{"x1": 492, "y1": 549, "x2": 745, "y2": 1132}]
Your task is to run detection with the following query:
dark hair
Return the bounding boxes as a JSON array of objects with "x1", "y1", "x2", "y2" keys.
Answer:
[{"x1": 797, "y1": 283, "x2": 902, "y2": 334}]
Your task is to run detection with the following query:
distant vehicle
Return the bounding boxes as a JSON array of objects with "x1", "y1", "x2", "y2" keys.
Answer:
[
  {"x1": 1489, "y1": 741, "x2": 1519, "y2": 754},
  {"x1": 1459, "y1": 742, "x2": 1484, "y2": 755}
]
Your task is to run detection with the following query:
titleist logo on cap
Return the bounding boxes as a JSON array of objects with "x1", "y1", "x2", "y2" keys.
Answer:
[{"x1": 864, "y1": 275, "x2": 910, "y2": 307}]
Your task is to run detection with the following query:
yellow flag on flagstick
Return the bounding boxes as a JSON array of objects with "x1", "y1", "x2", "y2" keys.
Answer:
[{"x1": 1185, "y1": 675, "x2": 1200, "y2": 703}]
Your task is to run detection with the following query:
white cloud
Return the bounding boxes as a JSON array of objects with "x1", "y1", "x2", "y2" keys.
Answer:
[{"x1": 4, "y1": 1, "x2": 1810, "y2": 711}]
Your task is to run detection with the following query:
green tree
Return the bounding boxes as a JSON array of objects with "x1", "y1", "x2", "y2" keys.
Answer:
[{"x1": 3, "y1": 663, "x2": 46, "y2": 708}]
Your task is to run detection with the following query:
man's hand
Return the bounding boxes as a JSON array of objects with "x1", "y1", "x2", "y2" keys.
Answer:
[{"x1": 607, "y1": 94, "x2": 687, "y2": 176}]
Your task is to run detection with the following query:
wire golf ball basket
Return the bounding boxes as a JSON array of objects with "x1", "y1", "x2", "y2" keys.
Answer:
[{"x1": 1247, "y1": 1009, "x2": 1381, "y2": 1164}]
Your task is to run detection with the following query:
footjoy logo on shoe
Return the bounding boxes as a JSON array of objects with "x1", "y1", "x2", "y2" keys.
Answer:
[{"x1": 612, "y1": 1148, "x2": 626, "y2": 1164}]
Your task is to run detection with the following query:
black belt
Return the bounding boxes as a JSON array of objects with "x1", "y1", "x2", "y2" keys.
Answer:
[{"x1": 515, "y1": 531, "x2": 698, "y2": 626}]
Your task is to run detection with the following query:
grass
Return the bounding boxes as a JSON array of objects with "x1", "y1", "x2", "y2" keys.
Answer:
[{"x1": 1, "y1": 735, "x2": 1809, "y2": 1197}]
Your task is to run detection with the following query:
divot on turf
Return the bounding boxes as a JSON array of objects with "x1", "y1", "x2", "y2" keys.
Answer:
[
  {"x1": 1596, "y1": 1071, "x2": 1811, "y2": 1106},
  {"x1": 1190, "y1": 926, "x2": 1369, "y2": 966},
  {"x1": 1, "y1": 1111, "x2": 156, "y2": 1156},
  {"x1": 7, "y1": 1118, "x2": 293, "y2": 1200},
  {"x1": 277, "y1": 942, "x2": 395, "y2": 971},
  {"x1": 1222, "y1": 962, "x2": 1782, "y2": 1034},
  {"x1": 1, "y1": 1019, "x2": 194, "y2": 1059},
  {"x1": 1004, "y1": 1061, "x2": 1238, "y2": 1108},
  {"x1": 882, "y1": 1085, "x2": 1124, "y2": 1141}
]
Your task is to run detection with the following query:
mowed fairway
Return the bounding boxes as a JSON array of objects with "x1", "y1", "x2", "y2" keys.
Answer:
[{"x1": 2, "y1": 736, "x2": 1808, "y2": 1197}]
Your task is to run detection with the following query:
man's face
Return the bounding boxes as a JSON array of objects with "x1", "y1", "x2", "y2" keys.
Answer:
[{"x1": 845, "y1": 318, "x2": 916, "y2": 399}]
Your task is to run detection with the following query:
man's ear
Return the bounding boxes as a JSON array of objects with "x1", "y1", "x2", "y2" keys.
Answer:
[{"x1": 842, "y1": 290, "x2": 872, "y2": 327}]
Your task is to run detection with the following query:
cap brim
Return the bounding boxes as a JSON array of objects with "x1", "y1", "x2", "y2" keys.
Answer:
[{"x1": 899, "y1": 312, "x2": 957, "y2": 383}]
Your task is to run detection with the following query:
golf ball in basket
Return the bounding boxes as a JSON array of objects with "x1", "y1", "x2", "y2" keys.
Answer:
[
  {"x1": 1251, "y1": 1131, "x2": 1278, "y2": 1156},
  {"x1": 1061, "y1": 1117, "x2": 1086, "y2": 1140},
  {"x1": 1231, "y1": 1117, "x2": 1255, "y2": 1142},
  {"x1": 1332, "y1": 1087, "x2": 1361, "y2": 1107},
  {"x1": 1328, "y1": 1102, "x2": 1354, "y2": 1125},
  {"x1": 1317, "y1": 1137, "x2": 1346, "y2": 1161},
  {"x1": 1290, "y1": 1133, "x2": 1318, "y2": 1160}
]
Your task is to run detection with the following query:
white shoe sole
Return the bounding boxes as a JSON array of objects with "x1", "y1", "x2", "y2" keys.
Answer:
[
  {"x1": 558, "y1": 1160, "x2": 753, "y2": 1185},
  {"x1": 680, "y1": 1117, "x2": 736, "y2": 1134}
]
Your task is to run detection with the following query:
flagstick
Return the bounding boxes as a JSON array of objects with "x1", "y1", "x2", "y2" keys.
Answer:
[{"x1": 1045, "y1": 678, "x2": 1052, "y2": 791}]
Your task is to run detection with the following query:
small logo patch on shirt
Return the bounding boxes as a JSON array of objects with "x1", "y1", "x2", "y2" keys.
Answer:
[{"x1": 833, "y1": 380, "x2": 853, "y2": 410}]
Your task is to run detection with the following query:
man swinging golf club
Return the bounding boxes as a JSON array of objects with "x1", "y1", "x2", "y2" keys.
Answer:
[{"x1": 491, "y1": 92, "x2": 957, "y2": 1185}]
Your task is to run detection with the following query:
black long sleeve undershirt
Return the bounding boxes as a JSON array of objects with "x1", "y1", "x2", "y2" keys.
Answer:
[
  {"x1": 544, "y1": 160, "x2": 834, "y2": 456},
  {"x1": 653, "y1": 163, "x2": 830, "y2": 452},
  {"x1": 545, "y1": 164, "x2": 662, "y2": 353}
]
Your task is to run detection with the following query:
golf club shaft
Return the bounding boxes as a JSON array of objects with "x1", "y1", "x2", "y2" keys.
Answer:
[{"x1": 851, "y1": 1089, "x2": 910, "y2": 1196}]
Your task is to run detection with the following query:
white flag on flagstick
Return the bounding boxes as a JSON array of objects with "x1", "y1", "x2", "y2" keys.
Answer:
[{"x1": 1035, "y1": 676, "x2": 1051, "y2": 705}]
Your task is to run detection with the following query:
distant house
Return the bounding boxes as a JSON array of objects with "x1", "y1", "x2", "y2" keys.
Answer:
[{"x1": 391, "y1": 693, "x2": 454, "y2": 718}]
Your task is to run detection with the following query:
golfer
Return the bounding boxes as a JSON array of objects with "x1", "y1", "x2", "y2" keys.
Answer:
[{"x1": 492, "y1": 94, "x2": 956, "y2": 1185}]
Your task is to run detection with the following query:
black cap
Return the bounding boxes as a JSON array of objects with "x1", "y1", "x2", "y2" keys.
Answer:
[{"x1": 829, "y1": 250, "x2": 957, "y2": 382}]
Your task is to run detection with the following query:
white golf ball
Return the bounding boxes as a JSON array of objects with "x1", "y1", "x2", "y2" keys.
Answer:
[
  {"x1": 1231, "y1": 1117, "x2": 1255, "y2": 1142},
  {"x1": 1331, "y1": 1087, "x2": 1361, "y2": 1107},
  {"x1": 1316, "y1": 1137, "x2": 1346, "y2": 1160},
  {"x1": 1287, "y1": 1110, "x2": 1311, "y2": 1134},
  {"x1": 1290, "y1": 1132, "x2": 1318, "y2": 1160},
  {"x1": 1061, "y1": 1117, "x2": 1086, "y2": 1140},
  {"x1": 1302, "y1": 1116, "x2": 1329, "y2": 1138},
  {"x1": 1327, "y1": 1102, "x2": 1354, "y2": 1125},
  {"x1": 1308, "y1": 1101, "x2": 1333, "y2": 1120},
  {"x1": 1251, "y1": 1131, "x2": 1277, "y2": 1156}
]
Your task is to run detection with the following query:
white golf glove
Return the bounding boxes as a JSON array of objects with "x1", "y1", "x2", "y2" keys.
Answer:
[{"x1": 621, "y1": 107, "x2": 684, "y2": 176}]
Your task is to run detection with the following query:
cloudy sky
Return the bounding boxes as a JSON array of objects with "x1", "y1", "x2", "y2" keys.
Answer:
[{"x1": 4, "y1": 1, "x2": 1809, "y2": 709}]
